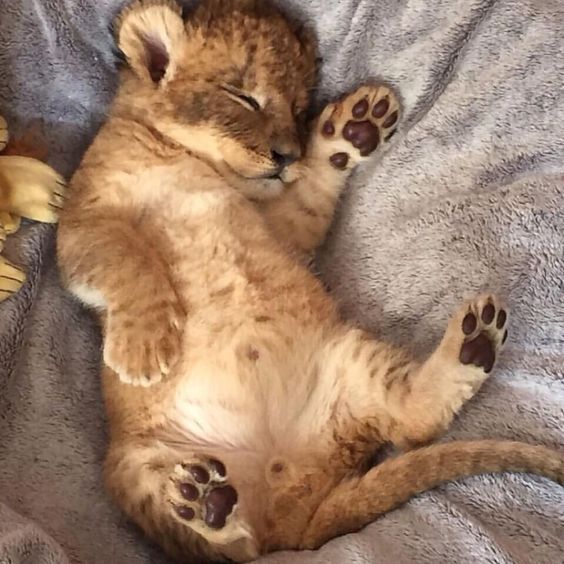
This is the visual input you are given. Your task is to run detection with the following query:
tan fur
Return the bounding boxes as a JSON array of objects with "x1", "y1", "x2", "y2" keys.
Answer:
[{"x1": 56, "y1": 1, "x2": 564, "y2": 562}]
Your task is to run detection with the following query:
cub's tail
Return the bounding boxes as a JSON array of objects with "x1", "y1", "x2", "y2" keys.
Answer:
[{"x1": 300, "y1": 440, "x2": 564, "y2": 549}]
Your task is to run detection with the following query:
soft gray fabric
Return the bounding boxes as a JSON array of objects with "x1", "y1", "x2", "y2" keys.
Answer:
[{"x1": 0, "y1": 0, "x2": 563, "y2": 563}]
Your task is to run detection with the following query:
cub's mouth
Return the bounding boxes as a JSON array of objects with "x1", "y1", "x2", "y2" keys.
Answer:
[
  {"x1": 222, "y1": 153, "x2": 290, "y2": 183},
  {"x1": 263, "y1": 170, "x2": 282, "y2": 181}
]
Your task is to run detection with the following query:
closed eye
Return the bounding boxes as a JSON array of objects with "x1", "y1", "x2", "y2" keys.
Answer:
[{"x1": 220, "y1": 84, "x2": 261, "y2": 112}]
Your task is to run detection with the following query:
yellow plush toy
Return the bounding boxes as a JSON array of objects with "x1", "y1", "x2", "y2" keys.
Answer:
[{"x1": 0, "y1": 115, "x2": 66, "y2": 302}]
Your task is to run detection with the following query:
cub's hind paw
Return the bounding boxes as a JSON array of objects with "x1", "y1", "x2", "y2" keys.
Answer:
[
  {"x1": 444, "y1": 294, "x2": 508, "y2": 375},
  {"x1": 458, "y1": 295, "x2": 508, "y2": 373},
  {"x1": 314, "y1": 84, "x2": 400, "y2": 170},
  {"x1": 168, "y1": 457, "x2": 238, "y2": 531}
]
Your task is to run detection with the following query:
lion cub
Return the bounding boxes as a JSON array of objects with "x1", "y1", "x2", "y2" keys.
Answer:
[{"x1": 57, "y1": 0, "x2": 564, "y2": 562}]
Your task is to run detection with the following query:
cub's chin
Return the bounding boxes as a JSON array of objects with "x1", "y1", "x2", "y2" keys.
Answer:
[
  {"x1": 237, "y1": 175, "x2": 285, "y2": 201},
  {"x1": 238, "y1": 163, "x2": 304, "y2": 201},
  {"x1": 214, "y1": 160, "x2": 287, "y2": 201},
  {"x1": 245, "y1": 177, "x2": 285, "y2": 200}
]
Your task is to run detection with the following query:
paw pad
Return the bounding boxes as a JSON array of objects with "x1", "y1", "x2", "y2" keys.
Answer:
[
  {"x1": 204, "y1": 485, "x2": 238, "y2": 529},
  {"x1": 383, "y1": 111, "x2": 399, "y2": 128},
  {"x1": 329, "y1": 152, "x2": 349, "y2": 169},
  {"x1": 322, "y1": 120, "x2": 335, "y2": 136},
  {"x1": 458, "y1": 298, "x2": 508, "y2": 374},
  {"x1": 460, "y1": 333, "x2": 495, "y2": 373},
  {"x1": 372, "y1": 98, "x2": 389, "y2": 118},
  {"x1": 343, "y1": 120, "x2": 380, "y2": 156},
  {"x1": 317, "y1": 84, "x2": 400, "y2": 171},
  {"x1": 352, "y1": 98, "x2": 369, "y2": 118},
  {"x1": 170, "y1": 457, "x2": 238, "y2": 531}
]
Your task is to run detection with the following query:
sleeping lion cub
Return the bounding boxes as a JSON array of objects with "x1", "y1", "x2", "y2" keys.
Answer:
[{"x1": 57, "y1": 0, "x2": 564, "y2": 561}]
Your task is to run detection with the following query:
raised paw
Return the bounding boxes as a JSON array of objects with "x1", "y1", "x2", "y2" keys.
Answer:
[
  {"x1": 104, "y1": 290, "x2": 186, "y2": 387},
  {"x1": 0, "y1": 256, "x2": 26, "y2": 303},
  {"x1": 168, "y1": 457, "x2": 238, "y2": 531},
  {"x1": 456, "y1": 295, "x2": 508, "y2": 373},
  {"x1": 314, "y1": 84, "x2": 400, "y2": 170}
]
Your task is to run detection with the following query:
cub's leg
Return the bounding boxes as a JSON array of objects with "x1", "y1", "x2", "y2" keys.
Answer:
[
  {"x1": 325, "y1": 295, "x2": 509, "y2": 449},
  {"x1": 57, "y1": 215, "x2": 185, "y2": 387},
  {"x1": 105, "y1": 441, "x2": 257, "y2": 562},
  {"x1": 260, "y1": 84, "x2": 400, "y2": 253}
]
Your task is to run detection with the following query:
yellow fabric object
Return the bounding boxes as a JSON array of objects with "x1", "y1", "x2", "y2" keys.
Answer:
[{"x1": 0, "y1": 114, "x2": 66, "y2": 302}]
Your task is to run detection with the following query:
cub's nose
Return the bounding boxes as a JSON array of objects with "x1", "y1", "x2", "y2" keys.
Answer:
[{"x1": 271, "y1": 149, "x2": 299, "y2": 169}]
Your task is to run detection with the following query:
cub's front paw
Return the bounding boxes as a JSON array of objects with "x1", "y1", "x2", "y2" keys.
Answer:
[
  {"x1": 313, "y1": 84, "x2": 400, "y2": 171},
  {"x1": 104, "y1": 290, "x2": 186, "y2": 387}
]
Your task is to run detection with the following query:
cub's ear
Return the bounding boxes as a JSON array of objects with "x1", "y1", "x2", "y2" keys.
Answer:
[
  {"x1": 294, "y1": 23, "x2": 318, "y2": 61},
  {"x1": 114, "y1": 0, "x2": 186, "y2": 83}
]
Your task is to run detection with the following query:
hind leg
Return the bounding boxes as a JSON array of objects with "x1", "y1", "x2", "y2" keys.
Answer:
[
  {"x1": 324, "y1": 295, "x2": 509, "y2": 450},
  {"x1": 105, "y1": 440, "x2": 258, "y2": 562}
]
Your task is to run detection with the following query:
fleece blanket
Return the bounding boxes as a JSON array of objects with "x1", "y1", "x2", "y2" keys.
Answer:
[{"x1": 0, "y1": 0, "x2": 563, "y2": 563}]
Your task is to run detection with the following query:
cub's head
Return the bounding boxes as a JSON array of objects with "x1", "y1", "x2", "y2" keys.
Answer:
[{"x1": 114, "y1": 0, "x2": 318, "y2": 195}]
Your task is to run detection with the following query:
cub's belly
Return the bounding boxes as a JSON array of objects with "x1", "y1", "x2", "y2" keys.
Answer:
[{"x1": 169, "y1": 311, "x2": 327, "y2": 451}]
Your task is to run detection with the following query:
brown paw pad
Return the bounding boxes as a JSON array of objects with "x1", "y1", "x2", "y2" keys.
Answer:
[
  {"x1": 184, "y1": 463, "x2": 210, "y2": 484},
  {"x1": 383, "y1": 110, "x2": 398, "y2": 128},
  {"x1": 175, "y1": 505, "x2": 195, "y2": 520},
  {"x1": 372, "y1": 98, "x2": 390, "y2": 118},
  {"x1": 459, "y1": 333, "x2": 495, "y2": 373},
  {"x1": 497, "y1": 309, "x2": 507, "y2": 329},
  {"x1": 352, "y1": 98, "x2": 369, "y2": 118},
  {"x1": 180, "y1": 482, "x2": 199, "y2": 501},
  {"x1": 343, "y1": 120, "x2": 380, "y2": 156},
  {"x1": 330, "y1": 152, "x2": 350, "y2": 169},
  {"x1": 322, "y1": 120, "x2": 335, "y2": 137},
  {"x1": 481, "y1": 303, "x2": 495, "y2": 324},
  {"x1": 462, "y1": 312, "x2": 477, "y2": 335},
  {"x1": 204, "y1": 485, "x2": 238, "y2": 529}
]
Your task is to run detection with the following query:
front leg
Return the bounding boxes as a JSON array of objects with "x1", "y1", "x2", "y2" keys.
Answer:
[
  {"x1": 260, "y1": 84, "x2": 400, "y2": 253},
  {"x1": 57, "y1": 214, "x2": 185, "y2": 387}
]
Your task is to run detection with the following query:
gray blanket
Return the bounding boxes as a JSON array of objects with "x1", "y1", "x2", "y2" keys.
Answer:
[{"x1": 0, "y1": 0, "x2": 563, "y2": 563}]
